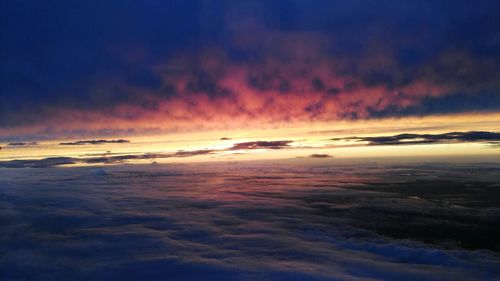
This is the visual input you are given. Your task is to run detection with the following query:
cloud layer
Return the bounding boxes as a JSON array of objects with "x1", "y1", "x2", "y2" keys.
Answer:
[{"x1": 1, "y1": 161, "x2": 499, "y2": 280}]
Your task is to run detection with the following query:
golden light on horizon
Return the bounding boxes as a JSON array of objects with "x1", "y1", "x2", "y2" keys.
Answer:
[{"x1": 1, "y1": 112, "x2": 498, "y2": 165}]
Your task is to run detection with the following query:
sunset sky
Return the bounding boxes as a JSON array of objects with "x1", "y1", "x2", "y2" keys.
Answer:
[
  {"x1": 1, "y1": 0, "x2": 499, "y2": 165},
  {"x1": 2, "y1": 2, "x2": 500, "y2": 280}
]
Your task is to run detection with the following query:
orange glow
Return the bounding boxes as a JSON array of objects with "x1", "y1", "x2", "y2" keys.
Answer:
[{"x1": 1, "y1": 112, "x2": 499, "y2": 165}]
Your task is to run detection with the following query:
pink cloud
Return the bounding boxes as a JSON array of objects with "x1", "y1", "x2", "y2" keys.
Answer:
[{"x1": 0, "y1": 32, "x2": 449, "y2": 140}]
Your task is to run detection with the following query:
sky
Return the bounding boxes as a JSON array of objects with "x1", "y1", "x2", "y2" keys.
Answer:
[{"x1": 1, "y1": 0, "x2": 499, "y2": 164}]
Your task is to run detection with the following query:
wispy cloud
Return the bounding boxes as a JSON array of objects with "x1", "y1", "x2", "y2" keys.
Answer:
[
  {"x1": 307, "y1": 153, "x2": 332, "y2": 158},
  {"x1": 0, "y1": 140, "x2": 298, "y2": 168},
  {"x1": 172, "y1": 149, "x2": 215, "y2": 157},
  {"x1": 230, "y1": 141, "x2": 293, "y2": 150},
  {"x1": 7, "y1": 142, "x2": 38, "y2": 146},
  {"x1": 59, "y1": 139, "x2": 130, "y2": 145},
  {"x1": 331, "y1": 131, "x2": 500, "y2": 147},
  {"x1": 0, "y1": 149, "x2": 216, "y2": 168},
  {"x1": 0, "y1": 157, "x2": 77, "y2": 168}
]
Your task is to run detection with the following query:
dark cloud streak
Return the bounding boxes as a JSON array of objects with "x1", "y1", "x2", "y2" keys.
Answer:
[
  {"x1": 0, "y1": 139, "x2": 297, "y2": 168},
  {"x1": 59, "y1": 139, "x2": 130, "y2": 145},
  {"x1": 7, "y1": 142, "x2": 38, "y2": 146},
  {"x1": 308, "y1": 154, "x2": 332, "y2": 158},
  {"x1": 230, "y1": 141, "x2": 293, "y2": 150},
  {"x1": 332, "y1": 131, "x2": 500, "y2": 146}
]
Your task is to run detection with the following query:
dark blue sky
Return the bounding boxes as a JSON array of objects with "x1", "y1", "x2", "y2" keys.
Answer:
[{"x1": 1, "y1": 0, "x2": 499, "y2": 139}]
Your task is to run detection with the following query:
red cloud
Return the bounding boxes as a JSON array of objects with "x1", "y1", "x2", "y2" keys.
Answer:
[{"x1": 0, "y1": 32, "x2": 448, "y2": 139}]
